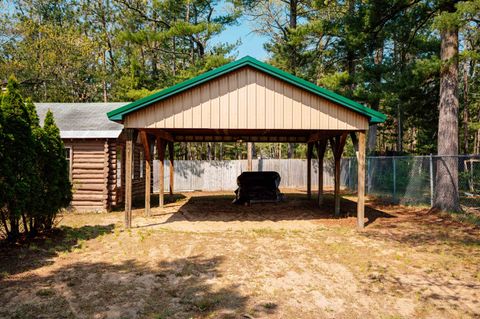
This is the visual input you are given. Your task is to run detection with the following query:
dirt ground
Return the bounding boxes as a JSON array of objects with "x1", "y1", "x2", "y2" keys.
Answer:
[{"x1": 1, "y1": 190, "x2": 479, "y2": 319}]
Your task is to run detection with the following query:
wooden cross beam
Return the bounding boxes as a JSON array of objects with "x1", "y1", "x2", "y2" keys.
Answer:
[
  {"x1": 316, "y1": 139, "x2": 328, "y2": 206},
  {"x1": 306, "y1": 142, "x2": 314, "y2": 199},
  {"x1": 329, "y1": 132, "x2": 349, "y2": 217},
  {"x1": 156, "y1": 138, "x2": 167, "y2": 208},
  {"x1": 139, "y1": 130, "x2": 154, "y2": 217},
  {"x1": 308, "y1": 131, "x2": 324, "y2": 143},
  {"x1": 168, "y1": 141, "x2": 174, "y2": 195},
  {"x1": 154, "y1": 130, "x2": 174, "y2": 142}
]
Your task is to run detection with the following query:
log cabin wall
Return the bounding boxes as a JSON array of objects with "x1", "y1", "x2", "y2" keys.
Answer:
[
  {"x1": 112, "y1": 134, "x2": 146, "y2": 209},
  {"x1": 129, "y1": 141, "x2": 146, "y2": 201},
  {"x1": 65, "y1": 139, "x2": 110, "y2": 211},
  {"x1": 107, "y1": 139, "x2": 118, "y2": 209},
  {"x1": 64, "y1": 136, "x2": 145, "y2": 212}
]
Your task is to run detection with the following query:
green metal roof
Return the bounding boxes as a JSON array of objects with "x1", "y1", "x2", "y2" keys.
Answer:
[{"x1": 107, "y1": 56, "x2": 386, "y2": 124}]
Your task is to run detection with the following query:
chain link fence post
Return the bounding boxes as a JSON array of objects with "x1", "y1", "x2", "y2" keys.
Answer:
[
  {"x1": 392, "y1": 156, "x2": 397, "y2": 203},
  {"x1": 367, "y1": 157, "x2": 371, "y2": 194}
]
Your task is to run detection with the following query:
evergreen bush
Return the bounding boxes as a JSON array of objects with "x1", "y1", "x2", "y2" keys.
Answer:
[{"x1": 0, "y1": 76, "x2": 72, "y2": 241}]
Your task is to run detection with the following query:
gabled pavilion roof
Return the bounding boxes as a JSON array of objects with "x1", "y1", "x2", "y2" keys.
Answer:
[{"x1": 107, "y1": 56, "x2": 386, "y2": 124}]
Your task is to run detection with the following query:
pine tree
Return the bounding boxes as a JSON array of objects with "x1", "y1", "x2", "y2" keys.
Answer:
[
  {"x1": 24, "y1": 97, "x2": 45, "y2": 234},
  {"x1": 40, "y1": 110, "x2": 72, "y2": 230},
  {"x1": 432, "y1": 0, "x2": 476, "y2": 211},
  {"x1": 0, "y1": 78, "x2": 72, "y2": 239},
  {"x1": 0, "y1": 76, "x2": 38, "y2": 240},
  {"x1": 25, "y1": 97, "x2": 40, "y2": 127}
]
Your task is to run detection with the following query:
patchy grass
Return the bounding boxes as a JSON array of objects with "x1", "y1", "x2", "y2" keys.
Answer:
[
  {"x1": 444, "y1": 209, "x2": 480, "y2": 227},
  {"x1": 192, "y1": 296, "x2": 222, "y2": 312},
  {"x1": 0, "y1": 191, "x2": 479, "y2": 319},
  {"x1": 36, "y1": 288, "x2": 56, "y2": 298}
]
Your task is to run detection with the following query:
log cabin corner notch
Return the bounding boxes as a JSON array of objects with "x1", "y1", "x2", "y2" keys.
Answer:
[{"x1": 107, "y1": 56, "x2": 386, "y2": 230}]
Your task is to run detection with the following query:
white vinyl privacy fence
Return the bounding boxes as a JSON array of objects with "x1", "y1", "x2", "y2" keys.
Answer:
[
  {"x1": 153, "y1": 159, "x2": 339, "y2": 192},
  {"x1": 153, "y1": 155, "x2": 480, "y2": 208}
]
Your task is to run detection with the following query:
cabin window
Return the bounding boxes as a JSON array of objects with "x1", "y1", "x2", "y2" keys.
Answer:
[
  {"x1": 65, "y1": 147, "x2": 72, "y2": 181},
  {"x1": 139, "y1": 150, "x2": 144, "y2": 178}
]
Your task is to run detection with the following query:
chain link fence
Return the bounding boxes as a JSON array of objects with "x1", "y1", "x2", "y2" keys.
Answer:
[
  {"x1": 342, "y1": 155, "x2": 480, "y2": 209},
  {"x1": 150, "y1": 155, "x2": 479, "y2": 210}
]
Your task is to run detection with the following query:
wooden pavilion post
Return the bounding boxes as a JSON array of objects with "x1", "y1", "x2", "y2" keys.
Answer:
[
  {"x1": 357, "y1": 131, "x2": 366, "y2": 230},
  {"x1": 139, "y1": 131, "x2": 152, "y2": 217},
  {"x1": 157, "y1": 137, "x2": 167, "y2": 208},
  {"x1": 306, "y1": 142, "x2": 314, "y2": 199},
  {"x1": 124, "y1": 128, "x2": 135, "y2": 228},
  {"x1": 316, "y1": 139, "x2": 328, "y2": 205},
  {"x1": 330, "y1": 132, "x2": 348, "y2": 217},
  {"x1": 247, "y1": 142, "x2": 253, "y2": 171},
  {"x1": 168, "y1": 141, "x2": 174, "y2": 195}
]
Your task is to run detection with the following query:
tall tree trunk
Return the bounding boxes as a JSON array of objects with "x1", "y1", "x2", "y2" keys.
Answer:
[
  {"x1": 103, "y1": 79, "x2": 108, "y2": 102},
  {"x1": 395, "y1": 41, "x2": 404, "y2": 153},
  {"x1": 397, "y1": 105, "x2": 403, "y2": 153},
  {"x1": 288, "y1": 143, "x2": 294, "y2": 159},
  {"x1": 99, "y1": 0, "x2": 115, "y2": 73},
  {"x1": 289, "y1": 0, "x2": 297, "y2": 28},
  {"x1": 475, "y1": 130, "x2": 480, "y2": 154},
  {"x1": 367, "y1": 43, "x2": 384, "y2": 153},
  {"x1": 434, "y1": 12, "x2": 460, "y2": 211},
  {"x1": 207, "y1": 142, "x2": 211, "y2": 160},
  {"x1": 172, "y1": 36, "x2": 177, "y2": 76},
  {"x1": 367, "y1": 126, "x2": 377, "y2": 153},
  {"x1": 180, "y1": 142, "x2": 186, "y2": 160},
  {"x1": 288, "y1": 0, "x2": 298, "y2": 75},
  {"x1": 462, "y1": 61, "x2": 469, "y2": 154},
  {"x1": 102, "y1": 52, "x2": 108, "y2": 102},
  {"x1": 346, "y1": 0, "x2": 356, "y2": 91},
  {"x1": 476, "y1": 98, "x2": 480, "y2": 154},
  {"x1": 0, "y1": 211, "x2": 9, "y2": 238}
]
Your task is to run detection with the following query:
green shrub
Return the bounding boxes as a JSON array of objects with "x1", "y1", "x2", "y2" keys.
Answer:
[{"x1": 0, "y1": 76, "x2": 72, "y2": 241}]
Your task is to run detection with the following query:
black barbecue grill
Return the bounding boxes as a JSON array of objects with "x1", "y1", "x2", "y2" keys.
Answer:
[{"x1": 232, "y1": 171, "x2": 284, "y2": 205}]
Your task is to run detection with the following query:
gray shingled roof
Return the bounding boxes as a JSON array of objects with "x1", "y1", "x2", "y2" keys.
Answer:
[{"x1": 35, "y1": 103, "x2": 127, "y2": 139}]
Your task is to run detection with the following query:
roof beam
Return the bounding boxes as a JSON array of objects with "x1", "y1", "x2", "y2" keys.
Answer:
[
  {"x1": 308, "y1": 130, "x2": 354, "y2": 143},
  {"x1": 308, "y1": 132, "x2": 326, "y2": 143},
  {"x1": 153, "y1": 129, "x2": 174, "y2": 142},
  {"x1": 172, "y1": 135, "x2": 308, "y2": 143}
]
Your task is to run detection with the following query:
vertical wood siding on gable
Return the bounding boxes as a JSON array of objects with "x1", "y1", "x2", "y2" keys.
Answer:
[{"x1": 124, "y1": 67, "x2": 369, "y2": 130}]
